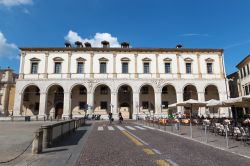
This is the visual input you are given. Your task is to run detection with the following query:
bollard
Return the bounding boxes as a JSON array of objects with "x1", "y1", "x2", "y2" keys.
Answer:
[
  {"x1": 204, "y1": 124, "x2": 208, "y2": 143},
  {"x1": 36, "y1": 115, "x2": 38, "y2": 121},
  {"x1": 225, "y1": 126, "x2": 229, "y2": 148},
  {"x1": 32, "y1": 128, "x2": 43, "y2": 154}
]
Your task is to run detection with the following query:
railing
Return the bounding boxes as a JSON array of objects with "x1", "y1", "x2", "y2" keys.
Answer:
[{"x1": 21, "y1": 73, "x2": 223, "y2": 80}]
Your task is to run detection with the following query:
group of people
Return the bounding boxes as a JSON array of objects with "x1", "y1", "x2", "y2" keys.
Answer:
[{"x1": 108, "y1": 112, "x2": 123, "y2": 124}]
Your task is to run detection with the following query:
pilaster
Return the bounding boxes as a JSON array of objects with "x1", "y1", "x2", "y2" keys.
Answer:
[
  {"x1": 38, "y1": 92, "x2": 47, "y2": 118},
  {"x1": 90, "y1": 52, "x2": 94, "y2": 78},
  {"x1": 19, "y1": 52, "x2": 26, "y2": 79},
  {"x1": 43, "y1": 52, "x2": 49, "y2": 79},
  {"x1": 113, "y1": 53, "x2": 117, "y2": 78},
  {"x1": 154, "y1": 92, "x2": 162, "y2": 114},
  {"x1": 132, "y1": 92, "x2": 140, "y2": 116},
  {"x1": 197, "y1": 54, "x2": 202, "y2": 79},
  {"x1": 156, "y1": 54, "x2": 160, "y2": 78},
  {"x1": 87, "y1": 92, "x2": 94, "y2": 115},
  {"x1": 176, "y1": 54, "x2": 181, "y2": 79},
  {"x1": 62, "y1": 92, "x2": 71, "y2": 119},
  {"x1": 111, "y1": 92, "x2": 118, "y2": 115},
  {"x1": 67, "y1": 52, "x2": 72, "y2": 79},
  {"x1": 134, "y1": 54, "x2": 138, "y2": 78}
]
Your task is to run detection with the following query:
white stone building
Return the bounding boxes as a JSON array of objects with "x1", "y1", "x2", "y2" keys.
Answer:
[
  {"x1": 237, "y1": 55, "x2": 250, "y2": 96},
  {"x1": 13, "y1": 42, "x2": 229, "y2": 119}
]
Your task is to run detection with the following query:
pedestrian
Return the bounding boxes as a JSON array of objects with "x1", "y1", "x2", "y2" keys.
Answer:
[
  {"x1": 119, "y1": 112, "x2": 123, "y2": 124},
  {"x1": 108, "y1": 112, "x2": 113, "y2": 124}
]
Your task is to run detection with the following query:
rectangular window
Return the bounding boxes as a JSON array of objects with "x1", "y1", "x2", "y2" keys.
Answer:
[
  {"x1": 77, "y1": 62, "x2": 84, "y2": 74},
  {"x1": 245, "y1": 85, "x2": 249, "y2": 95},
  {"x1": 186, "y1": 63, "x2": 192, "y2": 74},
  {"x1": 35, "y1": 102, "x2": 39, "y2": 111},
  {"x1": 100, "y1": 62, "x2": 107, "y2": 73},
  {"x1": 100, "y1": 101, "x2": 107, "y2": 109},
  {"x1": 122, "y1": 62, "x2": 128, "y2": 74},
  {"x1": 0, "y1": 95, "x2": 2, "y2": 105},
  {"x1": 247, "y1": 64, "x2": 250, "y2": 75},
  {"x1": 142, "y1": 101, "x2": 149, "y2": 109},
  {"x1": 240, "y1": 69, "x2": 243, "y2": 78},
  {"x1": 54, "y1": 62, "x2": 62, "y2": 74},
  {"x1": 207, "y1": 63, "x2": 213, "y2": 74},
  {"x1": 31, "y1": 62, "x2": 38, "y2": 74},
  {"x1": 79, "y1": 102, "x2": 86, "y2": 110},
  {"x1": 243, "y1": 67, "x2": 247, "y2": 77},
  {"x1": 143, "y1": 63, "x2": 150, "y2": 74},
  {"x1": 79, "y1": 87, "x2": 86, "y2": 95},
  {"x1": 141, "y1": 87, "x2": 149, "y2": 94},
  {"x1": 162, "y1": 101, "x2": 168, "y2": 109},
  {"x1": 100, "y1": 86, "x2": 108, "y2": 95},
  {"x1": 165, "y1": 63, "x2": 171, "y2": 74}
]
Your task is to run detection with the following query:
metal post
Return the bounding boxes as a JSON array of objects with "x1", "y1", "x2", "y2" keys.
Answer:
[
  {"x1": 225, "y1": 126, "x2": 229, "y2": 148},
  {"x1": 205, "y1": 124, "x2": 208, "y2": 143}
]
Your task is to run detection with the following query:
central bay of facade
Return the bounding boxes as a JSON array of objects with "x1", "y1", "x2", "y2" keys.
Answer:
[{"x1": 13, "y1": 46, "x2": 228, "y2": 119}]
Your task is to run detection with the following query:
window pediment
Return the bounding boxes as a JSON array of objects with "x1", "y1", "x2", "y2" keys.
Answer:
[
  {"x1": 205, "y1": 58, "x2": 214, "y2": 62},
  {"x1": 30, "y1": 57, "x2": 41, "y2": 62},
  {"x1": 142, "y1": 57, "x2": 151, "y2": 62},
  {"x1": 121, "y1": 57, "x2": 130, "y2": 61},
  {"x1": 76, "y1": 57, "x2": 86, "y2": 62},
  {"x1": 184, "y1": 58, "x2": 193, "y2": 62},
  {"x1": 53, "y1": 57, "x2": 64, "y2": 61},
  {"x1": 163, "y1": 58, "x2": 172, "y2": 62},
  {"x1": 99, "y1": 57, "x2": 109, "y2": 62}
]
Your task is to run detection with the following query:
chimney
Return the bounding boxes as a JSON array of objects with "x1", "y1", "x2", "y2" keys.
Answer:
[
  {"x1": 75, "y1": 41, "x2": 83, "y2": 48},
  {"x1": 176, "y1": 44, "x2": 183, "y2": 48},
  {"x1": 84, "y1": 42, "x2": 91, "y2": 48},
  {"x1": 121, "y1": 42, "x2": 130, "y2": 48},
  {"x1": 101, "y1": 41, "x2": 110, "y2": 48},
  {"x1": 64, "y1": 42, "x2": 71, "y2": 48}
]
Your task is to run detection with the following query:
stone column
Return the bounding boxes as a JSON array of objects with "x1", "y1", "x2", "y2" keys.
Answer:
[
  {"x1": 44, "y1": 52, "x2": 49, "y2": 79},
  {"x1": 176, "y1": 54, "x2": 181, "y2": 79},
  {"x1": 113, "y1": 53, "x2": 117, "y2": 78},
  {"x1": 19, "y1": 52, "x2": 26, "y2": 79},
  {"x1": 87, "y1": 92, "x2": 94, "y2": 115},
  {"x1": 13, "y1": 92, "x2": 23, "y2": 116},
  {"x1": 62, "y1": 92, "x2": 71, "y2": 119},
  {"x1": 218, "y1": 53, "x2": 225, "y2": 79},
  {"x1": 156, "y1": 54, "x2": 160, "y2": 78},
  {"x1": 38, "y1": 92, "x2": 47, "y2": 118},
  {"x1": 154, "y1": 92, "x2": 162, "y2": 116},
  {"x1": 132, "y1": 92, "x2": 140, "y2": 119},
  {"x1": 134, "y1": 54, "x2": 138, "y2": 78},
  {"x1": 176, "y1": 92, "x2": 183, "y2": 114},
  {"x1": 197, "y1": 54, "x2": 202, "y2": 79},
  {"x1": 198, "y1": 92, "x2": 205, "y2": 117},
  {"x1": 90, "y1": 52, "x2": 94, "y2": 78},
  {"x1": 67, "y1": 52, "x2": 72, "y2": 79},
  {"x1": 111, "y1": 92, "x2": 118, "y2": 118}
]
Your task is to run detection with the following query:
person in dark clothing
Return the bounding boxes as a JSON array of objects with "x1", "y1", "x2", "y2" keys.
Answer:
[
  {"x1": 119, "y1": 112, "x2": 123, "y2": 124},
  {"x1": 108, "y1": 112, "x2": 113, "y2": 124}
]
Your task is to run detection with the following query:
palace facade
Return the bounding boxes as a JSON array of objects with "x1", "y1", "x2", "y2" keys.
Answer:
[{"x1": 13, "y1": 42, "x2": 229, "y2": 119}]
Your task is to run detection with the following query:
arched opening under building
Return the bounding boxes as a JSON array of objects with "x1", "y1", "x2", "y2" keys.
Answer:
[
  {"x1": 161, "y1": 85, "x2": 177, "y2": 116},
  {"x1": 22, "y1": 85, "x2": 40, "y2": 116},
  {"x1": 93, "y1": 85, "x2": 111, "y2": 116},
  {"x1": 117, "y1": 85, "x2": 133, "y2": 119},
  {"x1": 139, "y1": 85, "x2": 155, "y2": 115},
  {"x1": 47, "y1": 85, "x2": 64, "y2": 119},
  {"x1": 71, "y1": 85, "x2": 87, "y2": 117},
  {"x1": 205, "y1": 85, "x2": 220, "y2": 117},
  {"x1": 183, "y1": 85, "x2": 198, "y2": 117}
]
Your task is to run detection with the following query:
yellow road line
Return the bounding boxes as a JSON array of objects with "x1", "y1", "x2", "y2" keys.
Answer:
[
  {"x1": 122, "y1": 131, "x2": 143, "y2": 146},
  {"x1": 143, "y1": 148, "x2": 155, "y2": 155},
  {"x1": 156, "y1": 160, "x2": 170, "y2": 166}
]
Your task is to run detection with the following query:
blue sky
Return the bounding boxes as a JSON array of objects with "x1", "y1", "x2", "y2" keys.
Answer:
[{"x1": 0, "y1": 0, "x2": 250, "y2": 74}]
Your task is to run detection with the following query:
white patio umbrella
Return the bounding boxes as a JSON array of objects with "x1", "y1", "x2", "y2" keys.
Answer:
[
  {"x1": 168, "y1": 103, "x2": 177, "y2": 108},
  {"x1": 176, "y1": 99, "x2": 207, "y2": 138},
  {"x1": 206, "y1": 99, "x2": 228, "y2": 118}
]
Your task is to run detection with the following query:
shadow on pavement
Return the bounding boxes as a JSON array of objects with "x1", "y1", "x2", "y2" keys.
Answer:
[{"x1": 42, "y1": 148, "x2": 68, "y2": 154}]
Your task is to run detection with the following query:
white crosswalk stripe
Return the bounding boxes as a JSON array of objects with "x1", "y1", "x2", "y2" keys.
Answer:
[
  {"x1": 116, "y1": 126, "x2": 125, "y2": 131},
  {"x1": 142, "y1": 125, "x2": 155, "y2": 130},
  {"x1": 107, "y1": 126, "x2": 114, "y2": 131},
  {"x1": 97, "y1": 126, "x2": 104, "y2": 131},
  {"x1": 125, "y1": 126, "x2": 136, "y2": 130},
  {"x1": 134, "y1": 126, "x2": 146, "y2": 130}
]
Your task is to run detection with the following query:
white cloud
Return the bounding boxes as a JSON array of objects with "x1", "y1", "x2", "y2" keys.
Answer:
[
  {"x1": 179, "y1": 33, "x2": 209, "y2": 37},
  {"x1": 224, "y1": 39, "x2": 250, "y2": 49},
  {"x1": 64, "y1": 30, "x2": 121, "y2": 47},
  {"x1": 0, "y1": 0, "x2": 33, "y2": 7},
  {"x1": 0, "y1": 32, "x2": 19, "y2": 59}
]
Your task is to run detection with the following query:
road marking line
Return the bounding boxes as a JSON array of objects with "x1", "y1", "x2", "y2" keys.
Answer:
[
  {"x1": 122, "y1": 131, "x2": 143, "y2": 146},
  {"x1": 125, "y1": 126, "x2": 136, "y2": 130},
  {"x1": 97, "y1": 126, "x2": 103, "y2": 131},
  {"x1": 125, "y1": 130, "x2": 149, "y2": 145},
  {"x1": 143, "y1": 148, "x2": 155, "y2": 155},
  {"x1": 166, "y1": 159, "x2": 179, "y2": 166},
  {"x1": 156, "y1": 160, "x2": 170, "y2": 166},
  {"x1": 152, "y1": 148, "x2": 162, "y2": 155},
  {"x1": 134, "y1": 126, "x2": 146, "y2": 130},
  {"x1": 116, "y1": 126, "x2": 125, "y2": 131},
  {"x1": 142, "y1": 125, "x2": 155, "y2": 130},
  {"x1": 107, "y1": 126, "x2": 114, "y2": 131}
]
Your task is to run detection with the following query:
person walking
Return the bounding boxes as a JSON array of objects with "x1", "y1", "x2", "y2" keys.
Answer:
[
  {"x1": 119, "y1": 112, "x2": 123, "y2": 124},
  {"x1": 108, "y1": 112, "x2": 113, "y2": 124}
]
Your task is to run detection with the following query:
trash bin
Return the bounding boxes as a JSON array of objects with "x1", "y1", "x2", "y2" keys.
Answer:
[{"x1": 25, "y1": 116, "x2": 31, "y2": 121}]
